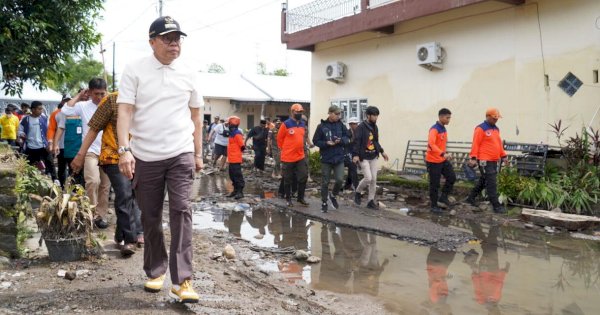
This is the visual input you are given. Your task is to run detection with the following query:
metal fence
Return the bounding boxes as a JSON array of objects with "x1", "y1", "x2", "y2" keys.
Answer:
[
  {"x1": 368, "y1": 0, "x2": 398, "y2": 9},
  {"x1": 286, "y1": 0, "x2": 361, "y2": 34}
]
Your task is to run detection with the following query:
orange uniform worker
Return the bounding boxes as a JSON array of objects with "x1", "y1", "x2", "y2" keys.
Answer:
[
  {"x1": 277, "y1": 103, "x2": 309, "y2": 207},
  {"x1": 226, "y1": 116, "x2": 245, "y2": 199},
  {"x1": 466, "y1": 108, "x2": 508, "y2": 213},
  {"x1": 426, "y1": 108, "x2": 456, "y2": 213}
]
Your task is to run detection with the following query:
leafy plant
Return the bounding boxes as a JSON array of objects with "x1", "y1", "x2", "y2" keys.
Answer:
[
  {"x1": 308, "y1": 150, "x2": 321, "y2": 178},
  {"x1": 34, "y1": 179, "x2": 95, "y2": 243}
]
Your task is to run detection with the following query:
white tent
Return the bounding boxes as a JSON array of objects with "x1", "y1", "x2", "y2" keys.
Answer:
[{"x1": 1, "y1": 81, "x2": 63, "y2": 113}]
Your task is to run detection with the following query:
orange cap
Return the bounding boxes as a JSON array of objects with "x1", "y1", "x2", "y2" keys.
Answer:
[
  {"x1": 290, "y1": 103, "x2": 304, "y2": 112},
  {"x1": 486, "y1": 108, "x2": 502, "y2": 119},
  {"x1": 228, "y1": 116, "x2": 240, "y2": 126}
]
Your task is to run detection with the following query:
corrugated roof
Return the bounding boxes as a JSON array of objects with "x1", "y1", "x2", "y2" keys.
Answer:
[
  {"x1": 242, "y1": 73, "x2": 310, "y2": 103},
  {"x1": 197, "y1": 72, "x2": 270, "y2": 102},
  {"x1": 197, "y1": 72, "x2": 310, "y2": 104}
]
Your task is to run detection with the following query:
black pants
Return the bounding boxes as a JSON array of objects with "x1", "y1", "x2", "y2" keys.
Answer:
[
  {"x1": 57, "y1": 149, "x2": 85, "y2": 187},
  {"x1": 254, "y1": 145, "x2": 266, "y2": 170},
  {"x1": 25, "y1": 147, "x2": 56, "y2": 181},
  {"x1": 282, "y1": 160, "x2": 307, "y2": 201},
  {"x1": 228, "y1": 163, "x2": 245, "y2": 192},
  {"x1": 279, "y1": 173, "x2": 297, "y2": 196},
  {"x1": 344, "y1": 155, "x2": 359, "y2": 189},
  {"x1": 427, "y1": 160, "x2": 456, "y2": 207},
  {"x1": 468, "y1": 161, "x2": 501, "y2": 208},
  {"x1": 103, "y1": 164, "x2": 141, "y2": 244}
]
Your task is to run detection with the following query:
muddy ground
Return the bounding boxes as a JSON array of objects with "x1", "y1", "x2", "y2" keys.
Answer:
[
  {"x1": 0, "y1": 212, "x2": 386, "y2": 315},
  {"x1": 1, "y1": 160, "x2": 599, "y2": 315}
]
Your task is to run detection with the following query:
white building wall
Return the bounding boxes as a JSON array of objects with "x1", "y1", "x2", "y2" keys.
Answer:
[{"x1": 310, "y1": 0, "x2": 600, "y2": 165}]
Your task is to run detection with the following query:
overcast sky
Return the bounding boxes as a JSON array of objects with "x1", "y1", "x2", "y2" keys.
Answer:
[{"x1": 95, "y1": 0, "x2": 313, "y2": 81}]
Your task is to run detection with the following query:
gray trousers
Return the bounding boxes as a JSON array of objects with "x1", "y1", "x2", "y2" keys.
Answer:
[
  {"x1": 134, "y1": 153, "x2": 195, "y2": 285},
  {"x1": 320, "y1": 161, "x2": 344, "y2": 202}
]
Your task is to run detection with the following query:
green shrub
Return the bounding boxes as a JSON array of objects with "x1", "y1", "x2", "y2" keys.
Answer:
[{"x1": 307, "y1": 150, "x2": 321, "y2": 178}]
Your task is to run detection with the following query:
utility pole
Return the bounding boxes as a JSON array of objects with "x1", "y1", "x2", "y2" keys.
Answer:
[
  {"x1": 100, "y1": 43, "x2": 108, "y2": 83},
  {"x1": 112, "y1": 42, "x2": 116, "y2": 92},
  {"x1": 159, "y1": 0, "x2": 163, "y2": 16}
]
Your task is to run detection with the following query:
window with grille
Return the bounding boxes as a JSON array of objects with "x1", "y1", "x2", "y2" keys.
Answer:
[
  {"x1": 330, "y1": 98, "x2": 368, "y2": 123},
  {"x1": 558, "y1": 72, "x2": 583, "y2": 97}
]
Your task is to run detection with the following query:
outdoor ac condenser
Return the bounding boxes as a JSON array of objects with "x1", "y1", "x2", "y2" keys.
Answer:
[
  {"x1": 416, "y1": 42, "x2": 443, "y2": 70},
  {"x1": 325, "y1": 62, "x2": 346, "y2": 83}
]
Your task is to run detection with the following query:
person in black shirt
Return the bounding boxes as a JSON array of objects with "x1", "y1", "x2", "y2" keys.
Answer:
[{"x1": 245, "y1": 119, "x2": 269, "y2": 172}]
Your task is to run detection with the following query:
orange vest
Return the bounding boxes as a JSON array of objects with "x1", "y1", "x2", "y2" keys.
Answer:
[
  {"x1": 469, "y1": 121, "x2": 507, "y2": 162},
  {"x1": 227, "y1": 130, "x2": 244, "y2": 164},
  {"x1": 46, "y1": 109, "x2": 60, "y2": 142},
  {"x1": 277, "y1": 118, "x2": 306, "y2": 163},
  {"x1": 425, "y1": 122, "x2": 448, "y2": 163}
]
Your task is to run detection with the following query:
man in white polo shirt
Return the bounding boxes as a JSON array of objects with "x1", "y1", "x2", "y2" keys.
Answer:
[
  {"x1": 62, "y1": 78, "x2": 110, "y2": 229},
  {"x1": 116, "y1": 16, "x2": 203, "y2": 304}
]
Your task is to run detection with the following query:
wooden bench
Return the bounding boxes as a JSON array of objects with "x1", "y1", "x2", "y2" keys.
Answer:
[{"x1": 401, "y1": 140, "x2": 550, "y2": 179}]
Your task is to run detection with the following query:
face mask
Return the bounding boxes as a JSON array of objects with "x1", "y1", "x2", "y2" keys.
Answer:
[
  {"x1": 229, "y1": 126, "x2": 237, "y2": 132},
  {"x1": 293, "y1": 113, "x2": 302, "y2": 120}
]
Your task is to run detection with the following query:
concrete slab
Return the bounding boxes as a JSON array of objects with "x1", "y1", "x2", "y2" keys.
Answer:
[{"x1": 265, "y1": 197, "x2": 474, "y2": 251}]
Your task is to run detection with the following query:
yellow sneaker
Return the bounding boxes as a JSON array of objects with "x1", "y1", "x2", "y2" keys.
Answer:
[
  {"x1": 169, "y1": 279, "x2": 199, "y2": 303},
  {"x1": 144, "y1": 275, "x2": 165, "y2": 293}
]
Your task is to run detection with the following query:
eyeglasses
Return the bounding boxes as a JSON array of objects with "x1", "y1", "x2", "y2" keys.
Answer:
[{"x1": 157, "y1": 35, "x2": 184, "y2": 45}]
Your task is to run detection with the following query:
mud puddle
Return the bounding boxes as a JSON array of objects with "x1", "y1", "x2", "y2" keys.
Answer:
[{"x1": 193, "y1": 174, "x2": 600, "y2": 314}]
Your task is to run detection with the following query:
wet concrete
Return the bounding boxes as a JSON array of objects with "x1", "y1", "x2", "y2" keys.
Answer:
[
  {"x1": 193, "y1": 173, "x2": 600, "y2": 314},
  {"x1": 265, "y1": 197, "x2": 474, "y2": 251}
]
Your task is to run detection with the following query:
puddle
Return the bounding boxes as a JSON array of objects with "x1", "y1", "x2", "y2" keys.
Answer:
[{"x1": 193, "y1": 174, "x2": 600, "y2": 314}]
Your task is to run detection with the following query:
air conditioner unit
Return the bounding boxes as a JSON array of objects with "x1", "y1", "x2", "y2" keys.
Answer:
[
  {"x1": 325, "y1": 62, "x2": 346, "y2": 82},
  {"x1": 416, "y1": 42, "x2": 443, "y2": 70}
]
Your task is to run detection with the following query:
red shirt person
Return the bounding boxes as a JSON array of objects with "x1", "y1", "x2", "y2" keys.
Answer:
[{"x1": 466, "y1": 108, "x2": 508, "y2": 213}]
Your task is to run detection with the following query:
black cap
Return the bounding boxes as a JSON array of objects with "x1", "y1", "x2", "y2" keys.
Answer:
[
  {"x1": 149, "y1": 16, "x2": 187, "y2": 39},
  {"x1": 260, "y1": 119, "x2": 267, "y2": 125}
]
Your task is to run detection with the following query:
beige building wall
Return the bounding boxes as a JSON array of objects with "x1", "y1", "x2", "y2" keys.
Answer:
[{"x1": 310, "y1": 0, "x2": 600, "y2": 165}]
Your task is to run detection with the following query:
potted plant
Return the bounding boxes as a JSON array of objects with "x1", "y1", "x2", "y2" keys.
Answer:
[{"x1": 34, "y1": 180, "x2": 97, "y2": 262}]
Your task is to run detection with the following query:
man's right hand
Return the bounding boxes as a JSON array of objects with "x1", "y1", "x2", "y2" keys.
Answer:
[
  {"x1": 52, "y1": 143, "x2": 60, "y2": 156},
  {"x1": 70, "y1": 153, "x2": 85, "y2": 174},
  {"x1": 119, "y1": 151, "x2": 135, "y2": 180},
  {"x1": 352, "y1": 156, "x2": 360, "y2": 164}
]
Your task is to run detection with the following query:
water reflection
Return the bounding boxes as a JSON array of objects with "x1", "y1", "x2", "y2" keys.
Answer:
[
  {"x1": 192, "y1": 199, "x2": 600, "y2": 314},
  {"x1": 465, "y1": 222, "x2": 508, "y2": 315}
]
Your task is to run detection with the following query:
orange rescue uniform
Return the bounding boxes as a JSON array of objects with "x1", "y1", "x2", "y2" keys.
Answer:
[
  {"x1": 425, "y1": 122, "x2": 448, "y2": 163},
  {"x1": 227, "y1": 130, "x2": 244, "y2": 164},
  {"x1": 46, "y1": 109, "x2": 60, "y2": 143},
  {"x1": 469, "y1": 121, "x2": 507, "y2": 162},
  {"x1": 277, "y1": 118, "x2": 306, "y2": 163}
]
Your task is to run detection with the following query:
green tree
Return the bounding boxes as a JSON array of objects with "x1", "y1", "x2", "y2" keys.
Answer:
[
  {"x1": 45, "y1": 56, "x2": 112, "y2": 95},
  {"x1": 272, "y1": 68, "x2": 290, "y2": 76},
  {"x1": 0, "y1": 0, "x2": 104, "y2": 96},
  {"x1": 207, "y1": 63, "x2": 225, "y2": 73}
]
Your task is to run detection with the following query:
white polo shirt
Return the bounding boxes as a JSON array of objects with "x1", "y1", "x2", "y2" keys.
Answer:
[
  {"x1": 117, "y1": 54, "x2": 203, "y2": 162},
  {"x1": 61, "y1": 99, "x2": 103, "y2": 155}
]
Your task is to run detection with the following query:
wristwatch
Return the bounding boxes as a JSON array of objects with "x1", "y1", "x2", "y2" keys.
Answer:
[{"x1": 117, "y1": 146, "x2": 131, "y2": 155}]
